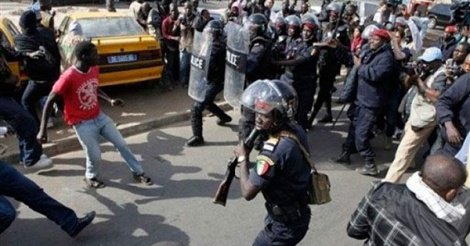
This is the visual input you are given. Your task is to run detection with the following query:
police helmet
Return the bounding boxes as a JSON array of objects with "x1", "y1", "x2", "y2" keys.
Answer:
[
  {"x1": 302, "y1": 15, "x2": 319, "y2": 31},
  {"x1": 247, "y1": 13, "x2": 268, "y2": 37},
  {"x1": 345, "y1": 3, "x2": 357, "y2": 13},
  {"x1": 274, "y1": 16, "x2": 287, "y2": 30},
  {"x1": 286, "y1": 15, "x2": 301, "y2": 29},
  {"x1": 326, "y1": 2, "x2": 342, "y2": 14},
  {"x1": 241, "y1": 80, "x2": 298, "y2": 124},
  {"x1": 204, "y1": 20, "x2": 224, "y2": 36}
]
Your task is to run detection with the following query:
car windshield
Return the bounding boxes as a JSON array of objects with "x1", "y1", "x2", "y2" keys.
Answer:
[{"x1": 77, "y1": 16, "x2": 145, "y2": 38}]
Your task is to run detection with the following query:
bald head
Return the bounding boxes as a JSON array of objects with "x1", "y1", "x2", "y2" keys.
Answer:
[{"x1": 422, "y1": 154, "x2": 466, "y2": 193}]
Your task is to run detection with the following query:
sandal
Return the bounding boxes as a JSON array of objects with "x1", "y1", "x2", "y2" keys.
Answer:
[
  {"x1": 133, "y1": 174, "x2": 153, "y2": 185},
  {"x1": 84, "y1": 178, "x2": 106, "y2": 189}
]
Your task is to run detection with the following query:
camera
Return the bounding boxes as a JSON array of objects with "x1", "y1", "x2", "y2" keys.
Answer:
[{"x1": 404, "y1": 61, "x2": 422, "y2": 75}]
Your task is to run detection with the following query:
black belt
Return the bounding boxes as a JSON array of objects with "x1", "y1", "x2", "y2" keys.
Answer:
[{"x1": 265, "y1": 201, "x2": 308, "y2": 224}]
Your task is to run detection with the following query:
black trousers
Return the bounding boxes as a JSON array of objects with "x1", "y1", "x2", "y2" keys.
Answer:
[
  {"x1": 343, "y1": 104, "x2": 379, "y2": 162},
  {"x1": 162, "y1": 45, "x2": 179, "y2": 86},
  {"x1": 295, "y1": 85, "x2": 316, "y2": 130},
  {"x1": 191, "y1": 82, "x2": 229, "y2": 137},
  {"x1": 21, "y1": 80, "x2": 53, "y2": 124},
  {"x1": 311, "y1": 69, "x2": 336, "y2": 119},
  {"x1": 253, "y1": 206, "x2": 311, "y2": 246}
]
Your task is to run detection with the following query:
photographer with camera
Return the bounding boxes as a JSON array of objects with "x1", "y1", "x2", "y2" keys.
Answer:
[
  {"x1": 444, "y1": 43, "x2": 470, "y2": 87},
  {"x1": 425, "y1": 43, "x2": 470, "y2": 154},
  {"x1": 383, "y1": 47, "x2": 448, "y2": 183},
  {"x1": 436, "y1": 53, "x2": 470, "y2": 157}
]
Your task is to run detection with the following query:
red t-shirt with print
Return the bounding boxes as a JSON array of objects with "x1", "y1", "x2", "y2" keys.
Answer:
[{"x1": 52, "y1": 66, "x2": 101, "y2": 125}]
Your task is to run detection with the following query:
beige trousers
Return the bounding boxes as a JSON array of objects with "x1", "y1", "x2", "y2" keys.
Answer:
[{"x1": 383, "y1": 121, "x2": 436, "y2": 183}]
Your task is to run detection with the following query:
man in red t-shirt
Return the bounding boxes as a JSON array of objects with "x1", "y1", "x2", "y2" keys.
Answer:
[
  {"x1": 37, "y1": 41, "x2": 152, "y2": 189},
  {"x1": 161, "y1": 5, "x2": 180, "y2": 90}
]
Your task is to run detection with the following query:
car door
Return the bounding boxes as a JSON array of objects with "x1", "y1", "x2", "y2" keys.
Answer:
[{"x1": 0, "y1": 17, "x2": 25, "y2": 84}]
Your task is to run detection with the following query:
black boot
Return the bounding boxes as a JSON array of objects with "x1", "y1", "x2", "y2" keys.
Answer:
[
  {"x1": 331, "y1": 151, "x2": 351, "y2": 165},
  {"x1": 68, "y1": 211, "x2": 96, "y2": 237},
  {"x1": 307, "y1": 110, "x2": 319, "y2": 129},
  {"x1": 186, "y1": 136, "x2": 204, "y2": 147},
  {"x1": 356, "y1": 161, "x2": 378, "y2": 176},
  {"x1": 216, "y1": 115, "x2": 232, "y2": 126},
  {"x1": 318, "y1": 114, "x2": 333, "y2": 123}
]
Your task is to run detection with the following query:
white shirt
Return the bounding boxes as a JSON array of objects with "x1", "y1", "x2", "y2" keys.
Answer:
[{"x1": 129, "y1": 1, "x2": 142, "y2": 19}]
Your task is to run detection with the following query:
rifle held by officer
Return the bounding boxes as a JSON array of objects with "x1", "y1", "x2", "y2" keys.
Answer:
[
  {"x1": 312, "y1": 1, "x2": 348, "y2": 48},
  {"x1": 213, "y1": 129, "x2": 260, "y2": 206}
]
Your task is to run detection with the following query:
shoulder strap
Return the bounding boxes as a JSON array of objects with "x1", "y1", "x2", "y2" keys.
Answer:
[{"x1": 279, "y1": 131, "x2": 318, "y2": 173}]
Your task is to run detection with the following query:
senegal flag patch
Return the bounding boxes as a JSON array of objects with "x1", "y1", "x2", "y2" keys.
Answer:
[{"x1": 256, "y1": 155, "x2": 274, "y2": 176}]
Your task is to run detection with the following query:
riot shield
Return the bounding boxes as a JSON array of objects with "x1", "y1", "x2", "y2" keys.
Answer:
[
  {"x1": 223, "y1": 22, "x2": 249, "y2": 108},
  {"x1": 188, "y1": 29, "x2": 212, "y2": 102}
]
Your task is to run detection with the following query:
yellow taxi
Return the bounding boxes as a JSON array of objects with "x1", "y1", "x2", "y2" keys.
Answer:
[
  {"x1": 57, "y1": 11, "x2": 164, "y2": 87},
  {"x1": 0, "y1": 17, "x2": 27, "y2": 84}
]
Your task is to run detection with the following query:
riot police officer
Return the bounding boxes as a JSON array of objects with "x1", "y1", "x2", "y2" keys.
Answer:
[
  {"x1": 274, "y1": 15, "x2": 319, "y2": 130},
  {"x1": 186, "y1": 20, "x2": 232, "y2": 146},
  {"x1": 239, "y1": 13, "x2": 273, "y2": 142},
  {"x1": 308, "y1": 2, "x2": 350, "y2": 126},
  {"x1": 343, "y1": 3, "x2": 360, "y2": 39},
  {"x1": 234, "y1": 80, "x2": 311, "y2": 245},
  {"x1": 272, "y1": 16, "x2": 288, "y2": 55},
  {"x1": 272, "y1": 16, "x2": 288, "y2": 79}
]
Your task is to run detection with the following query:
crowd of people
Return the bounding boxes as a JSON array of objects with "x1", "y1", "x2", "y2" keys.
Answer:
[
  {"x1": 1, "y1": 0, "x2": 470, "y2": 244},
  {"x1": 127, "y1": 0, "x2": 470, "y2": 244}
]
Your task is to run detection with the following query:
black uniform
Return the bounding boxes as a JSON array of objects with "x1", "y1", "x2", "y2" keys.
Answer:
[
  {"x1": 310, "y1": 20, "x2": 350, "y2": 123},
  {"x1": 0, "y1": 47, "x2": 44, "y2": 166},
  {"x1": 272, "y1": 34, "x2": 288, "y2": 79},
  {"x1": 250, "y1": 124, "x2": 311, "y2": 245},
  {"x1": 239, "y1": 36, "x2": 272, "y2": 141},
  {"x1": 15, "y1": 22, "x2": 61, "y2": 124},
  {"x1": 190, "y1": 36, "x2": 231, "y2": 139},
  {"x1": 280, "y1": 37, "x2": 318, "y2": 130}
]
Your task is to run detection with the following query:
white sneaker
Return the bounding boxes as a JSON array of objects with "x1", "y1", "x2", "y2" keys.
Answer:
[
  {"x1": 28, "y1": 154, "x2": 53, "y2": 169},
  {"x1": 0, "y1": 126, "x2": 7, "y2": 137},
  {"x1": 47, "y1": 118, "x2": 55, "y2": 129}
]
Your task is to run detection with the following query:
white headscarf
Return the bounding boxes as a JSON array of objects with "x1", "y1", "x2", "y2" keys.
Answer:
[{"x1": 68, "y1": 21, "x2": 83, "y2": 36}]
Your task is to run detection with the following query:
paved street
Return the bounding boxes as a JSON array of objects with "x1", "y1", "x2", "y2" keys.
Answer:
[{"x1": 0, "y1": 104, "x2": 412, "y2": 245}]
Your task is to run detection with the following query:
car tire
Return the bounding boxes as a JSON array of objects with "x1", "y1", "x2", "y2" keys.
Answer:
[{"x1": 428, "y1": 17, "x2": 437, "y2": 29}]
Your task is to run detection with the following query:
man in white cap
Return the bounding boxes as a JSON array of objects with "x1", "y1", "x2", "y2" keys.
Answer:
[{"x1": 383, "y1": 47, "x2": 448, "y2": 183}]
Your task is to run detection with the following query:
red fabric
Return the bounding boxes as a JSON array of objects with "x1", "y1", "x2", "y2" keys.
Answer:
[
  {"x1": 372, "y1": 29, "x2": 391, "y2": 42},
  {"x1": 162, "y1": 16, "x2": 178, "y2": 41},
  {"x1": 52, "y1": 66, "x2": 101, "y2": 125},
  {"x1": 444, "y1": 25, "x2": 457, "y2": 34},
  {"x1": 351, "y1": 36, "x2": 363, "y2": 53},
  {"x1": 302, "y1": 22, "x2": 316, "y2": 31}
]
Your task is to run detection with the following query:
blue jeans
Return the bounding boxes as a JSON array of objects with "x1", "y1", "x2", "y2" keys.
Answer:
[
  {"x1": 73, "y1": 112, "x2": 144, "y2": 179},
  {"x1": 0, "y1": 97, "x2": 42, "y2": 166},
  {"x1": 0, "y1": 161, "x2": 78, "y2": 234},
  {"x1": 179, "y1": 49, "x2": 191, "y2": 85}
]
